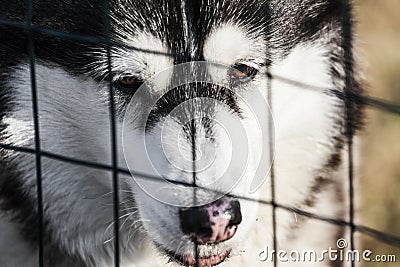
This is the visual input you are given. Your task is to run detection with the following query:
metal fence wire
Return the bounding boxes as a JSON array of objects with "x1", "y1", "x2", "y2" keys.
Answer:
[{"x1": 0, "y1": 0, "x2": 400, "y2": 267}]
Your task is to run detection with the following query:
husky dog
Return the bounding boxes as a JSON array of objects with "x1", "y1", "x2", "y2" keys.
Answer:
[{"x1": 0, "y1": 0, "x2": 363, "y2": 266}]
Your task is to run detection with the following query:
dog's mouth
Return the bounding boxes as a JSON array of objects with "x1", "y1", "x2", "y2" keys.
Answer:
[{"x1": 162, "y1": 246, "x2": 231, "y2": 267}]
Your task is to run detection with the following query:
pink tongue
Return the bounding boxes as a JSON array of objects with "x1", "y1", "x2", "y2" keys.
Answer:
[{"x1": 183, "y1": 251, "x2": 229, "y2": 267}]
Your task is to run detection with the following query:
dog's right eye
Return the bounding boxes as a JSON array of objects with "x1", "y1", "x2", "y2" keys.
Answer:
[{"x1": 114, "y1": 76, "x2": 143, "y2": 94}]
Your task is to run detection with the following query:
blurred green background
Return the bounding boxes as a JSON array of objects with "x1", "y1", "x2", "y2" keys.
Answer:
[{"x1": 354, "y1": 0, "x2": 400, "y2": 266}]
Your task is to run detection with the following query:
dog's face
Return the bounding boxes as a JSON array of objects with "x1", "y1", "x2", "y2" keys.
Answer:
[{"x1": 88, "y1": 0, "x2": 341, "y2": 265}]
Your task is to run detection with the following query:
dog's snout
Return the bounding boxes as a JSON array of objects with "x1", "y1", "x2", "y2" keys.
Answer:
[{"x1": 179, "y1": 198, "x2": 242, "y2": 244}]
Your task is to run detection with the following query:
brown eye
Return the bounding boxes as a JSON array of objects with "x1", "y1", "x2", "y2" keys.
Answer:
[
  {"x1": 114, "y1": 76, "x2": 143, "y2": 94},
  {"x1": 230, "y1": 64, "x2": 258, "y2": 79}
]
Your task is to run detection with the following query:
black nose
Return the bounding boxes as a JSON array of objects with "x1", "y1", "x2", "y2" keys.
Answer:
[{"x1": 179, "y1": 198, "x2": 242, "y2": 244}]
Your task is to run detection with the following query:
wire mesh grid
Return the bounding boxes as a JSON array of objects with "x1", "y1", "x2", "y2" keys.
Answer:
[{"x1": 0, "y1": 0, "x2": 399, "y2": 266}]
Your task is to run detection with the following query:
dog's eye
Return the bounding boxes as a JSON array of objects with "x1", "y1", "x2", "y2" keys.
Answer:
[
  {"x1": 230, "y1": 63, "x2": 258, "y2": 79},
  {"x1": 114, "y1": 76, "x2": 143, "y2": 94}
]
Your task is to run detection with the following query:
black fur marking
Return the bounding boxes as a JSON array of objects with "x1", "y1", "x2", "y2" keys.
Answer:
[
  {"x1": 304, "y1": 176, "x2": 333, "y2": 208},
  {"x1": 326, "y1": 152, "x2": 342, "y2": 170},
  {"x1": 328, "y1": 25, "x2": 365, "y2": 134},
  {"x1": 146, "y1": 82, "x2": 242, "y2": 131},
  {"x1": 324, "y1": 135, "x2": 346, "y2": 174}
]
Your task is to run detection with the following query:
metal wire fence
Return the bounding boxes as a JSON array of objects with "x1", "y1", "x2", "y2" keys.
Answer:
[{"x1": 0, "y1": 0, "x2": 400, "y2": 266}]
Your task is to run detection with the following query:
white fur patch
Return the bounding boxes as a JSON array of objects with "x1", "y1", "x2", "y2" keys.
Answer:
[
  {"x1": 92, "y1": 32, "x2": 174, "y2": 92},
  {"x1": 203, "y1": 24, "x2": 266, "y2": 67}
]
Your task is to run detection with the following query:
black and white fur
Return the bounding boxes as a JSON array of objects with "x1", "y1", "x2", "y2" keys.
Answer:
[{"x1": 0, "y1": 1, "x2": 363, "y2": 266}]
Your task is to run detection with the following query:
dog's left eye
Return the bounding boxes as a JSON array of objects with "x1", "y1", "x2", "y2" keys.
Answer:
[
  {"x1": 230, "y1": 63, "x2": 258, "y2": 79},
  {"x1": 114, "y1": 76, "x2": 143, "y2": 94}
]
